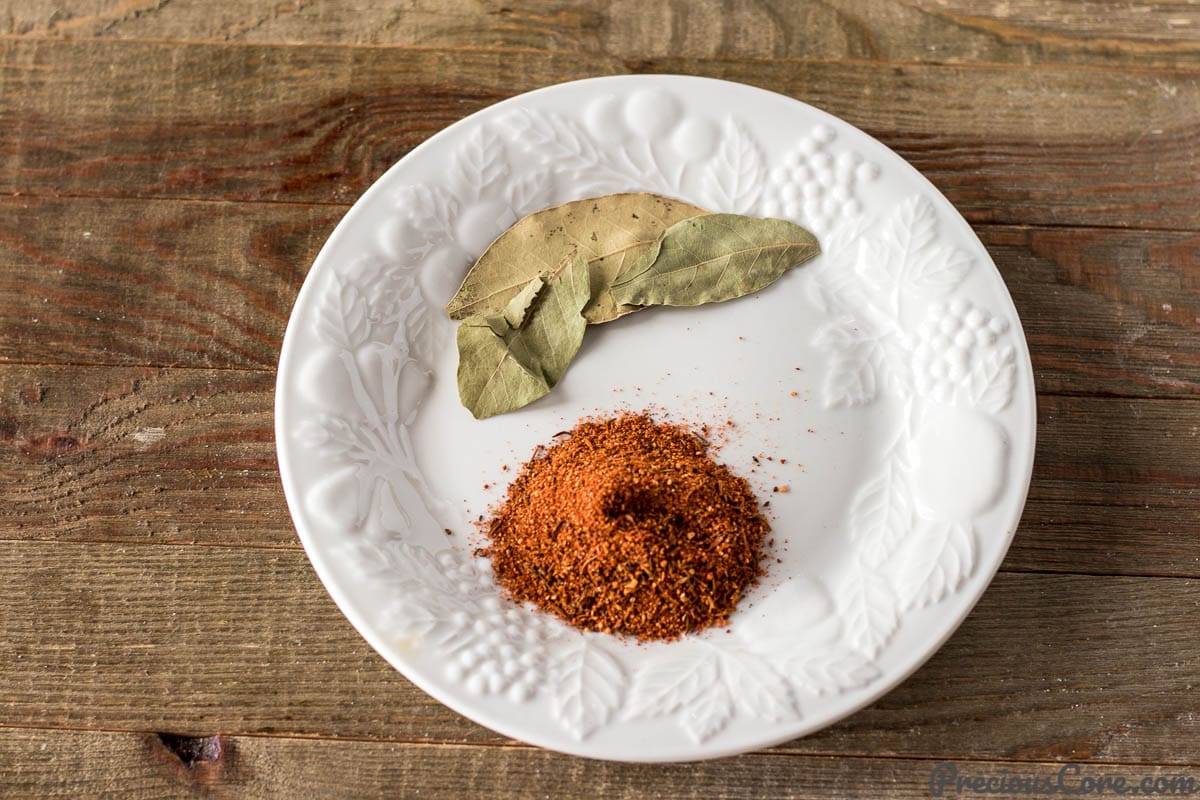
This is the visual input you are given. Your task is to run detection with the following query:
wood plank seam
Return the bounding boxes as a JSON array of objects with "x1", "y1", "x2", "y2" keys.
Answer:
[
  {"x1": 11, "y1": 193, "x2": 1200, "y2": 237},
  {"x1": 2, "y1": 33, "x2": 1200, "y2": 77},
  {"x1": 4, "y1": 722, "x2": 1200, "y2": 769}
]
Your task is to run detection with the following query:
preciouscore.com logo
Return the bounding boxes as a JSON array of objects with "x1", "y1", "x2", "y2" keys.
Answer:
[{"x1": 929, "y1": 763, "x2": 1200, "y2": 797}]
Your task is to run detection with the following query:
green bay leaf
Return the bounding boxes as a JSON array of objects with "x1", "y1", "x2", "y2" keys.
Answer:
[
  {"x1": 445, "y1": 192, "x2": 707, "y2": 325},
  {"x1": 491, "y1": 275, "x2": 544, "y2": 333},
  {"x1": 456, "y1": 255, "x2": 591, "y2": 419},
  {"x1": 609, "y1": 214, "x2": 820, "y2": 308}
]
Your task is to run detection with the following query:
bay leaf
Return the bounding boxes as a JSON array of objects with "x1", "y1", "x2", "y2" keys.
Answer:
[
  {"x1": 488, "y1": 275, "x2": 544, "y2": 334},
  {"x1": 444, "y1": 192, "x2": 707, "y2": 325},
  {"x1": 456, "y1": 255, "x2": 591, "y2": 419},
  {"x1": 609, "y1": 214, "x2": 820, "y2": 308}
]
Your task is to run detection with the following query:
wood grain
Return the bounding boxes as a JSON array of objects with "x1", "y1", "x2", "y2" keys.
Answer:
[
  {"x1": 0, "y1": 365, "x2": 294, "y2": 546},
  {"x1": 4, "y1": 729, "x2": 1200, "y2": 800},
  {"x1": 0, "y1": 40, "x2": 1196, "y2": 229},
  {"x1": 4, "y1": 196, "x2": 1200, "y2": 398},
  {"x1": 1017, "y1": 394, "x2": 1200, "y2": 575},
  {"x1": 2, "y1": 362, "x2": 1199, "y2": 576},
  {"x1": 992, "y1": 225, "x2": 1200, "y2": 399},
  {"x1": 1018, "y1": 395, "x2": 1200, "y2": 578},
  {"x1": 2, "y1": 0, "x2": 1198, "y2": 69},
  {"x1": 0, "y1": 196, "x2": 336, "y2": 370},
  {"x1": 1, "y1": 542, "x2": 1197, "y2": 764},
  {"x1": 0, "y1": 539, "x2": 484, "y2": 744}
]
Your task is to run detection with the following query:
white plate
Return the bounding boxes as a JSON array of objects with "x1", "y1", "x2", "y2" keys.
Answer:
[{"x1": 275, "y1": 75, "x2": 1036, "y2": 762}]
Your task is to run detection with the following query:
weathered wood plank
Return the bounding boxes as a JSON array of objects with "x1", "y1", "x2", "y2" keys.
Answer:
[
  {"x1": 0, "y1": 196, "x2": 335, "y2": 370},
  {"x1": 5, "y1": 729, "x2": 1200, "y2": 800},
  {"x1": 0, "y1": 365, "x2": 294, "y2": 546},
  {"x1": 2, "y1": 364, "x2": 1200, "y2": 576},
  {"x1": 1014, "y1": 394, "x2": 1200, "y2": 578},
  {"x1": 4, "y1": 196, "x2": 1200, "y2": 397},
  {"x1": 0, "y1": 542, "x2": 1197, "y2": 763},
  {"x1": 0, "y1": 540, "x2": 481, "y2": 744},
  {"x1": 0, "y1": 40, "x2": 1195, "y2": 229},
  {"x1": 990, "y1": 225, "x2": 1200, "y2": 399},
  {"x1": 2, "y1": 0, "x2": 1199, "y2": 70}
]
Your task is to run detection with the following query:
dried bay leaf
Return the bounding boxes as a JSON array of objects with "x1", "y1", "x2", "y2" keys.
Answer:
[
  {"x1": 451, "y1": 194, "x2": 821, "y2": 419},
  {"x1": 489, "y1": 275, "x2": 544, "y2": 333},
  {"x1": 610, "y1": 215, "x2": 820, "y2": 308},
  {"x1": 456, "y1": 255, "x2": 591, "y2": 419},
  {"x1": 445, "y1": 192, "x2": 707, "y2": 325},
  {"x1": 456, "y1": 319, "x2": 549, "y2": 419},
  {"x1": 585, "y1": 247, "x2": 650, "y2": 324}
]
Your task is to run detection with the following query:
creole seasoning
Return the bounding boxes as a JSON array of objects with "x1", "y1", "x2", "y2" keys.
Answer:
[{"x1": 479, "y1": 412, "x2": 768, "y2": 640}]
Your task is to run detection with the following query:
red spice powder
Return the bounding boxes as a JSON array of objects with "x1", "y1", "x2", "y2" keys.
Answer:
[{"x1": 478, "y1": 412, "x2": 769, "y2": 640}]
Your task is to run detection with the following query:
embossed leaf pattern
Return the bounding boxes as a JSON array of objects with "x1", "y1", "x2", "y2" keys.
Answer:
[
  {"x1": 318, "y1": 273, "x2": 370, "y2": 351},
  {"x1": 451, "y1": 127, "x2": 508, "y2": 194},
  {"x1": 825, "y1": 217, "x2": 876, "y2": 257},
  {"x1": 503, "y1": 109, "x2": 604, "y2": 175},
  {"x1": 814, "y1": 320, "x2": 881, "y2": 408},
  {"x1": 297, "y1": 415, "x2": 357, "y2": 454},
  {"x1": 501, "y1": 109, "x2": 673, "y2": 195},
  {"x1": 394, "y1": 184, "x2": 460, "y2": 247},
  {"x1": 856, "y1": 196, "x2": 972, "y2": 299},
  {"x1": 404, "y1": 303, "x2": 442, "y2": 378},
  {"x1": 626, "y1": 649, "x2": 719, "y2": 720},
  {"x1": 627, "y1": 646, "x2": 800, "y2": 742},
  {"x1": 505, "y1": 170, "x2": 555, "y2": 216},
  {"x1": 878, "y1": 337, "x2": 916, "y2": 396},
  {"x1": 702, "y1": 119, "x2": 766, "y2": 214},
  {"x1": 855, "y1": 238, "x2": 897, "y2": 292},
  {"x1": 388, "y1": 594, "x2": 452, "y2": 644},
  {"x1": 682, "y1": 678, "x2": 735, "y2": 743},
  {"x1": 850, "y1": 456, "x2": 914, "y2": 568},
  {"x1": 357, "y1": 540, "x2": 463, "y2": 600},
  {"x1": 877, "y1": 195, "x2": 938, "y2": 285},
  {"x1": 838, "y1": 560, "x2": 900, "y2": 658},
  {"x1": 359, "y1": 544, "x2": 475, "y2": 645},
  {"x1": 912, "y1": 244, "x2": 972, "y2": 290},
  {"x1": 723, "y1": 649, "x2": 799, "y2": 722},
  {"x1": 808, "y1": 257, "x2": 870, "y2": 318},
  {"x1": 549, "y1": 639, "x2": 626, "y2": 740},
  {"x1": 896, "y1": 522, "x2": 978, "y2": 611},
  {"x1": 298, "y1": 414, "x2": 424, "y2": 526},
  {"x1": 807, "y1": 220, "x2": 878, "y2": 321},
  {"x1": 964, "y1": 346, "x2": 1017, "y2": 413},
  {"x1": 823, "y1": 347, "x2": 878, "y2": 408},
  {"x1": 788, "y1": 647, "x2": 881, "y2": 696}
]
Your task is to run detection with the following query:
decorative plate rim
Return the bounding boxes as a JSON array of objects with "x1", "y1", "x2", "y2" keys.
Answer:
[{"x1": 275, "y1": 74, "x2": 1037, "y2": 762}]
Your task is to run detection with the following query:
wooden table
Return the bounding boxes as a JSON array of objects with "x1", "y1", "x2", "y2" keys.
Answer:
[{"x1": 2, "y1": 2, "x2": 1198, "y2": 797}]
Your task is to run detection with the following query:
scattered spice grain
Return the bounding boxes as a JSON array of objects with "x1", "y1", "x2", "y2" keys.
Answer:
[{"x1": 479, "y1": 412, "x2": 768, "y2": 640}]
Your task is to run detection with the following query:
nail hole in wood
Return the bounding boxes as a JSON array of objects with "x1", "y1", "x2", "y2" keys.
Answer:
[{"x1": 154, "y1": 734, "x2": 222, "y2": 769}]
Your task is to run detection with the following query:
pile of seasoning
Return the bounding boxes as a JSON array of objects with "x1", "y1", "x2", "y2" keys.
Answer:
[{"x1": 479, "y1": 412, "x2": 769, "y2": 640}]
